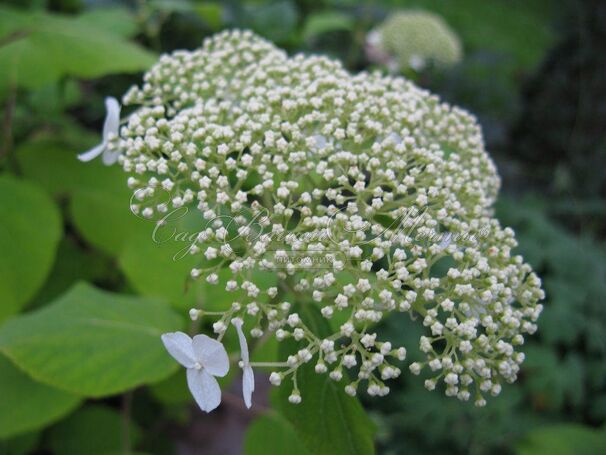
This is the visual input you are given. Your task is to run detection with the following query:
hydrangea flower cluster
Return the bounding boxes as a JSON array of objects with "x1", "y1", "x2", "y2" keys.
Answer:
[
  {"x1": 366, "y1": 11, "x2": 462, "y2": 73},
  {"x1": 95, "y1": 30, "x2": 543, "y2": 409}
]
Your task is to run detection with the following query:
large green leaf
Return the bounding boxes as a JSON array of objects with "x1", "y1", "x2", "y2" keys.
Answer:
[
  {"x1": 244, "y1": 413, "x2": 311, "y2": 455},
  {"x1": 0, "y1": 354, "x2": 81, "y2": 439},
  {"x1": 68, "y1": 160, "x2": 149, "y2": 256},
  {"x1": 28, "y1": 237, "x2": 113, "y2": 309},
  {"x1": 516, "y1": 424, "x2": 606, "y2": 455},
  {"x1": 77, "y1": 8, "x2": 140, "y2": 38},
  {"x1": 47, "y1": 404, "x2": 141, "y2": 455},
  {"x1": 0, "y1": 6, "x2": 155, "y2": 91},
  {"x1": 0, "y1": 283, "x2": 184, "y2": 397},
  {"x1": 70, "y1": 182, "x2": 145, "y2": 257},
  {"x1": 16, "y1": 136, "x2": 114, "y2": 197},
  {"x1": 120, "y1": 218, "x2": 278, "y2": 309},
  {"x1": 241, "y1": 1, "x2": 299, "y2": 43},
  {"x1": 17, "y1": 135, "x2": 152, "y2": 258},
  {"x1": 118, "y1": 225, "x2": 202, "y2": 309},
  {"x1": 273, "y1": 305, "x2": 375, "y2": 455},
  {"x1": 274, "y1": 360, "x2": 376, "y2": 455},
  {"x1": 0, "y1": 176, "x2": 61, "y2": 321}
]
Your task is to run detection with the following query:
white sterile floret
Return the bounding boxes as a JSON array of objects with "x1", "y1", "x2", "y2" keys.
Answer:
[
  {"x1": 231, "y1": 318, "x2": 254, "y2": 409},
  {"x1": 111, "y1": 30, "x2": 543, "y2": 408},
  {"x1": 161, "y1": 332, "x2": 229, "y2": 412},
  {"x1": 78, "y1": 97, "x2": 121, "y2": 165}
]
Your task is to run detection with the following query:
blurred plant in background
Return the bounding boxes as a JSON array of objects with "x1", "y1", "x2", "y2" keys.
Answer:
[
  {"x1": 366, "y1": 10, "x2": 462, "y2": 73},
  {"x1": 0, "y1": 0, "x2": 604, "y2": 454}
]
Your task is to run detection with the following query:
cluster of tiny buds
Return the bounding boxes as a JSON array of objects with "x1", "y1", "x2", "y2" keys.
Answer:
[
  {"x1": 117, "y1": 30, "x2": 544, "y2": 405},
  {"x1": 265, "y1": 309, "x2": 406, "y2": 401}
]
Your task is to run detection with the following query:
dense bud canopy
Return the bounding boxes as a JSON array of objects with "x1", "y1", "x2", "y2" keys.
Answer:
[{"x1": 115, "y1": 30, "x2": 544, "y2": 406}]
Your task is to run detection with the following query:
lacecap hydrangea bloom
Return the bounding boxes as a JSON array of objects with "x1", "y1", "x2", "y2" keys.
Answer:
[
  {"x1": 93, "y1": 30, "x2": 544, "y2": 410},
  {"x1": 366, "y1": 11, "x2": 462, "y2": 72}
]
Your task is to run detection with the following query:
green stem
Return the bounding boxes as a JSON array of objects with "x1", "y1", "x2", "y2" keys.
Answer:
[
  {"x1": 249, "y1": 361, "x2": 288, "y2": 368},
  {"x1": 121, "y1": 391, "x2": 133, "y2": 455}
]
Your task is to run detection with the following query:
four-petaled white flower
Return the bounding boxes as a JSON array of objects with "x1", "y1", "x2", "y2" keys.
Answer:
[
  {"x1": 78, "y1": 97, "x2": 121, "y2": 165},
  {"x1": 161, "y1": 331, "x2": 229, "y2": 412},
  {"x1": 231, "y1": 318, "x2": 254, "y2": 408}
]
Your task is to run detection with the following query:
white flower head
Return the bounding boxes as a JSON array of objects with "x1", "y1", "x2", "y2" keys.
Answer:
[
  {"x1": 161, "y1": 331, "x2": 229, "y2": 412},
  {"x1": 119, "y1": 30, "x2": 544, "y2": 407},
  {"x1": 231, "y1": 317, "x2": 254, "y2": 408},
  {"x1": 78, "y1": 97, "x2": 121, "y2": 165}
]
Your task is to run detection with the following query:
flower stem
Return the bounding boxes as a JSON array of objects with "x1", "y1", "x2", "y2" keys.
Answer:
[{"x1": 249, "y1": 361, "x2": 288, "y2": 368}]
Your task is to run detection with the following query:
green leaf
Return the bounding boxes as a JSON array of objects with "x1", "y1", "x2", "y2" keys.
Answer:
[
  {"x1": 0, "y1": 176, "x2": 61, "y2": 321},
  {"x1": 120, "y1": 209, "x2": 278, "y2": 309},
  {"x1": 195, "y1": 3, "x2": 224, "y2": 30},
  {"x1": 250, "y1": 333, "x2": 279, "y2": 365},
  {"x1": 516, "y1": 424, "x2": 606, "y2": 455},
  {"x1": 17, "y1": 135, "x2": 153, "y2": 258},
  {"x1": 0, "y1": 6, "x2": 155, "y2": 90},
  {"x1": 302, "y1": 11, "x2": 354, "y2": 41},
  {"x1": 47, "y1": 404, "x2": 141, "y2": 455},
  {"x1": 244, "y1": 413, "x2": 311, "y2": 455},
  {"x1": 28, "y1": 237, "x2": 112, "y2": 309},
  {"x1": 273, "y1": 305, "x2": 375, "y2": 455},
  {"x1": 274, "y1": 360, "x2": 376, "y2": 455},
  {"x1": 77, "y1": 7, "x2": 140, "y2": 38},
  {"x1": 16, "y1": 136, "x2": 100, "y2": 197},
  {"x1": 148, "y1": 369, "x2": 192, "y2": 406},
  {"x1": 0, "y1": 354, "x2": 81, "y2": 439},
  {"x1": 241, "y1": 1, "x2": 298, "y2": 43},
  {"x1": 0, "y1": 283, "x2": 184, "y2": 397},
  {"x1": 118, "y1": 222, "x2": 201, "y2": 309},
  {"x1": 0, "y1": 432, "x2": 40, "y2": 455},
  {"x1": 69, "y1": 164, "x2": 148, "y2": 257}
]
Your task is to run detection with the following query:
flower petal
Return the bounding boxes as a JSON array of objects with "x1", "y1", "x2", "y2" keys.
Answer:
[
  {"x1": 187, "y1": 368, "x2": 221, "y2": 413},
  {"x1": 161, "y1": 332, "x2": 196, "y2": 368},
  {"x1": 243, "y1": 365, "x2": 254, "y2": 409},
  {"x1": 102, "y1": 97, "x2": 121, "y2": 140},
  {"x1": 231, "y1": 318, "x2": 249, "y2": 363},
  {"x1": 77, "y1": 143, "x2": 105, "y2": 162},
  {"x1": 102, "y1": 149, "x2": 121, "y2": 165},
  {"x1": 192, "y1": 334, "x2": 229, "y2": 377},
  {"x1": 439, "y1": 232, "x2": 452, "y2": 249}
]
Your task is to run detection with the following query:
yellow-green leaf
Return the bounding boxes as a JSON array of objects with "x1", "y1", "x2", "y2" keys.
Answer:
[
  {"x1": 0, "y1": 354, "x2": 81, "y2": 439},
  {"x1": 0, "y1": 176, "x2": 61, "y2": 321},
  {"x1": 0, "y1": 283, "x2": 184, "y2": 397}
]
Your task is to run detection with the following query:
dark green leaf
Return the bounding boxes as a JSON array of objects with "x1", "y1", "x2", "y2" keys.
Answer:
[
  {"x1": 47, "y1": 404, "x2": 141, "y2": 455},
  {"x1": 273, "y1": 305, "x2": 375, "y2": 455},
  {"x1": 516, "y1": 424, "x2": 606, "y2": 455},
  {"x1": 245, "y1": 413, "x2": 311, "y2": 455},
  {"x1": 0, "y1": 431, "x2": 40, "y2": 455}
]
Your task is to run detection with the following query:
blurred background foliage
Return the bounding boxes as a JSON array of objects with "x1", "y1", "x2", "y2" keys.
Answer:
[{"x1": 0, "y1": 0, "x2": 604, "y2": 454}]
